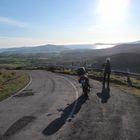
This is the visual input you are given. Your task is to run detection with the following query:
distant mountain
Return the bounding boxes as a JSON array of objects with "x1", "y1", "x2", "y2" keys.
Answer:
[
  {"x1": 0, "y1": 44, "x2": 95, "y2": 54},
  {"x1": 88, "y1": 43, "x2": 140, "y2": 56},
  {"x1": 0, "y1": 41, "x2": 140, "y2": 72},
  {"x1": 109, "y1": 43, "x2": 140, "y2": 54},
  {"x1": 93, "y1": 53, "x2": 140, "y2": 71},
  {"x1": 59, "y1": 43, "x2": 140, "y2": 72},
  {"x1": 65, "y1": 44, "x2": 95, "y2": 49},
  {"x1": 0, "y1": 44, "x2": 69, "y2": 54},
  {"x1": 61, "y1": 43, "x2": 140, "y2": 58},
  {"x1": 0, "y1": 41, "x2": 140, "y2": 54}
]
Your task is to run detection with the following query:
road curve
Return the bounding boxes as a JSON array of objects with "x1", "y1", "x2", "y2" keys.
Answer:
[{"x1": 0, "y1": 70, "x2": 140, "y2": 140}]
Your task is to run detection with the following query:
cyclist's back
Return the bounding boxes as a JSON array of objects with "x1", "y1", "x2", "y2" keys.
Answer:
[
  {"x1": 77, "y1": 67, "x2": 87, "y2": 77},
  {"x1": 77, "y1": 67, "x2": 90, "y2": 90}
]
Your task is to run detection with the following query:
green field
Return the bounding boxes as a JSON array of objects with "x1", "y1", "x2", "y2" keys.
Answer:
[{"x1": 0, "y1": 70, "x2": 29, "y2": 101}]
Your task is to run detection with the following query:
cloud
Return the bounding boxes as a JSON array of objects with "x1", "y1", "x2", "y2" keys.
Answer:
[{"x1": 0, "y1": 16, "x2": 26, "y2": 28}]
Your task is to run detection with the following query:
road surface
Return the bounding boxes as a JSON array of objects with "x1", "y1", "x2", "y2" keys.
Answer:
[{"x1": 0, "y1": 70, "x2": 140, "y2": 140}]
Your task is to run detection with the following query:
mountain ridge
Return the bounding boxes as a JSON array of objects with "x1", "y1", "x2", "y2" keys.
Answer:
[{"x1": 0, "y1": 41, "x2": 140, "y2": 54}]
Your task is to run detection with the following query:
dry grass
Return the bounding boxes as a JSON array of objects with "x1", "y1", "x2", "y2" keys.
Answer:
[
  {"x1": 0, "y1": 70, "x2": 29, "y2": 101},
  {"x1": 48, "y1": 69, "x2": 140, "y2": 97},
  {"x1": 114, "y1": 84, "x2": 140, "y2": 97}
]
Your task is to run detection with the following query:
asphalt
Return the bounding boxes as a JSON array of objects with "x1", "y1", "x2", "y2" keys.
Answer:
[{"x1": 0, "y1": 70, "x2": 140, "y2": 140}]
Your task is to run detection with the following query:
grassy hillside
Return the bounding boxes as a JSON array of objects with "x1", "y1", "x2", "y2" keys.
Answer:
[
  {"x1": 0, "y1": 70, "x2": 29, "y2": 101},
  {"x1": 93, "y1": 53, "x2": 140, "y2": 72},
  {"x1": 0, "y1": 43, "x2": 140, "y2": 73},
  {"x1": 0, "y1": 44, "x2": 69, "y2": 53}
]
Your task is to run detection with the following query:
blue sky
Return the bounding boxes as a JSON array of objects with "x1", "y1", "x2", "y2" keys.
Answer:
[{"x1": 0, "y1": 0, "x2": 140, "y2": 48}]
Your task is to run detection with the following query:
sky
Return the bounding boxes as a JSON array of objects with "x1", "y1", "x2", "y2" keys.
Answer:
[{"x1": 0, "y1": 0, "x2": 140, "y2": 48}]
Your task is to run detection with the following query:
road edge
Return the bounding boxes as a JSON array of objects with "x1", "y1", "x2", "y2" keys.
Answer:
[
  {"x1": 13, "y1": 72, "x2": 32, "y2": 96},
  {"x1": 1, "y1": 71, "x2": 32, "y2": 102}
]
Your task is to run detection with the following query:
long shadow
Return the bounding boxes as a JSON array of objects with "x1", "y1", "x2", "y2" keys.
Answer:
[
  {"x1": 42, "y1": 94, "x2": 88, "y2": 136},
  {"x1": 96, "y1": 87, "x2": 110, "y2": 103}
]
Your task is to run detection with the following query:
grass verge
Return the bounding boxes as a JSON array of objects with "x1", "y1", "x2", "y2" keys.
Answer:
[
  {"x1": 0, "y1": 70, "x2": 29, "y2": 101},
  {"x1": 47, "y1": 69, "x2": 140, "y2": 97},
  {"x1": 114, "y1": 84, "x2": 140, "y2": 97}
]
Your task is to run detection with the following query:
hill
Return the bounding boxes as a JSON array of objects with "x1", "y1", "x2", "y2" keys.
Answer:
[
  {"x1": 108, "y1": 43, "x2": 140, "y2": 54},
  {"x1": 61, "y1": 43, "x2": 140, "y2": 58},
  {"x1": 1, "y1": 42, "x2": 140, "y2": 55},
  {"x1": 0, "y1": 44, "x2": 69, "y2": 54},
  {"x1": 59, "y1": 43, "x2": 140, "y2": 72},
  {"x1": 0, "y1": 42, "x2": 140, "y2": 72},
  {"x1": 94, "y1": 53, "x2": 140, "y2": 72}
]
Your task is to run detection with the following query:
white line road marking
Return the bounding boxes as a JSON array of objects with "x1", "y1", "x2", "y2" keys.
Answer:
[
  {"x1": 14, "y1": 72, "x2": 32, "y2": 96},
  {"x1": 60, "y1": 76, "x2": 79, "y2": 120}
]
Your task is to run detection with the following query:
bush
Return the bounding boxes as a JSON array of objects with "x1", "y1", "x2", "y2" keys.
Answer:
[
  {"x1": 11, "y1": 72, "x2": 15, "y2": 76},
  {"x1": 47, "y1": 66, "x2": 55, "y2": 72}
]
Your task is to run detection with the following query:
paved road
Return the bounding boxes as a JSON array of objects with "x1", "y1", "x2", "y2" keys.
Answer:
[{"x1": 0, "y1": 70, "x2": 140, "y2": 140}]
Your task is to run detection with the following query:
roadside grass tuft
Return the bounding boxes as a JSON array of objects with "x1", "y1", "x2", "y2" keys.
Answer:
[{"x1": 0, "y1": 70, "x2": 29, "y2": 101}]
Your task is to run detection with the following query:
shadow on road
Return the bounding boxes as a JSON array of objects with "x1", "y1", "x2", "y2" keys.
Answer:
[
  {"x1": 42, "y1": 94, "x2": 88, "y2": 136},
  {"x1": 96, "y1": 87, "x2": 110, "y2": 103}
]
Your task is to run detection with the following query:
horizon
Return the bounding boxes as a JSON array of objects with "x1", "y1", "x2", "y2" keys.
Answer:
[
  {"x1": 0, "y1": 42, "x2": 111, "y2": 49},
  {"x1": 0, "y1": 0, "x2": 140, "y2": 48},
  {"x1": 0, "y1": 40, "x2": 139, "y2": 50}
]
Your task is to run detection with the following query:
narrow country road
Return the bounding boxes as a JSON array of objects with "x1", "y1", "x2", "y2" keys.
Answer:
[{"x1": 0, "y1": 70, "x2": 140, "y2": 140}]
